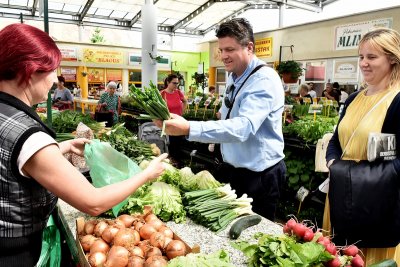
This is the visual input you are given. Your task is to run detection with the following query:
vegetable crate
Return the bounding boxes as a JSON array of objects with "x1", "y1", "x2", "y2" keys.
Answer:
[{"x1": 75, "y1": 217, "x2": 199, "y2": 267}]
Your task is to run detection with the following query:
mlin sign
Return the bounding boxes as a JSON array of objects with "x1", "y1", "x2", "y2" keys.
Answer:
[{"x1": 334, "y1": 18, "x2": 392, "y2": 50}]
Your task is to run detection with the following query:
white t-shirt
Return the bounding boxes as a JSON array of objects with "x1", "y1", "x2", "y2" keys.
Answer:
[
  {"x1": 17, "y1": 132, "x2": 57, "y2": 177},
  {"x1": 340, "y1": 91, "x2": 349, "y2": 103},
  {"x1": 308, "y1": 90, "x2": 317, "y2": 98}
]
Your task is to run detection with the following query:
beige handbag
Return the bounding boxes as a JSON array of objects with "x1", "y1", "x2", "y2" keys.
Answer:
[{"x1": 315, "y1": 133, "x2": 333, "y2": 172}]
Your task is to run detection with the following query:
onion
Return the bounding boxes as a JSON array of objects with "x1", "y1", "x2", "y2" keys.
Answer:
[
  {"x1": 139, "y1": 224, "x2": 157, "y2": 240},
  {"x1": 94, "y1": 221, "x2": 108, "y2": 237},
  {"x1": 144, "y1": 255, "x2": 168, "y2": 267},
  {"x1": 163, "y1": 237, "x2": 172, "y2": 249},
  {"x1": 102, "y1": 226, "x2": 119, "y2": 244},
  {"x1": 137, "y1": 240, "x2": 151, "y2": 255},
  {"x1": 88, "y1": 251, "x2": 107, "y2": 267},
  {"x1": 149, "y1": 232, "x2": 165, "y2": 249},
  {"x1": 114, "y1": 228, "x2": 140, "y2": 247},
  {"x1": 145, "y1": 247, "x2": 162, "y2": 259},
  {"x1": 117, "y1": 214, "x2": 136, "y2": 228},
  {"x1": 128, "y1": 245, "x2": 145, "y2": 258},
  {"x1": 128, "y1": 255, "x2": 145, "y2": 267},
  {"x1": 113, "y1": 219, "x2": 126, "y2": 229},
  {"x1": 84, "y1": 220, "x2": 97, "y2": 235},
  {"x1": 145, "y1": 214, "x2": 158, "y2": 223},
  {"x1": 147, "y1": 219, "x2": 163, "y2": 231},
  {"x1": 134, "y1": 221, "x2": 145, "y2": 232},
  {"x1": 158, "y1": 226, "x2": 173, "y2": 239},
  {"x1": 90, "y1": 239, "x2": 110, "y2": 255},
  {"x1": 165, "y1": 240, "x2": 186, "y2": 260},
  {"x1": 80, "y1": 234, "x2": 97, "y2": 252},
  {"x1": 105, "y1": 246, "x2": 129, "y2": 267}
]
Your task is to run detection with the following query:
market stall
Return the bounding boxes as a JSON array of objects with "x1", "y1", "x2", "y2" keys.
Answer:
[{"x1": 56, "y1": 199, "x2": 282, "y2": 266}]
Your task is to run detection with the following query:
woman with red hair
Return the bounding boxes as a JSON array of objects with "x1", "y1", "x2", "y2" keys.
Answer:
[{"x1": 0, "y1": 23, "x2": 167, "y2": 266}]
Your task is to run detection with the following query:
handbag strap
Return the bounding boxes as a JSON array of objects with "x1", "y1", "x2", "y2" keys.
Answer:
[
  {"x1": 341, "y1": 88, "x2": 399, "y2": 158},
  {"x1": 225, "y1": 64, "x2": 266, "y2": 119}
]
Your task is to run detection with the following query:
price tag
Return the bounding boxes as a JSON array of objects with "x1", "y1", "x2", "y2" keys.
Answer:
[
  {"x1": 194, "y1": 96, "x2": 202, "y2": 105},
  {"x1": 296, "y1": 186, "x2": 310, "y2": 202},
  {"x1": 204, "y1": 98, "x2": 212, "y2": 107},
  {"x1": 187, "y1": 98, "x2": 194, "y2": 105},
  {"x1": 213, "y1": 98, "x2": 220, "y2": 106}
]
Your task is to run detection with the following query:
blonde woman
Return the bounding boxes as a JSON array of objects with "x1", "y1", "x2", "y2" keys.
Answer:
[{"x1": 325, "y1": 28, "x2": 400, "y2": 265}]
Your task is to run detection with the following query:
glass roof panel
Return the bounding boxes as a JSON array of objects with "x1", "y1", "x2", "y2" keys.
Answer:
[
  {"x1": 48, "y1": 1, "x2": 65, "y2": 10},
  {"x1": 0, "y1": 0, "x2": 9, "y2": 4},
  {"x1": 13, "y1": 0, "x2": 29, "y2": 6},
  {"x1": 94, "y1": 8, "x2": 113, "y2": 17},
  {"x1": 63, "y1": 3, "x2": 81, "y2": 13}
]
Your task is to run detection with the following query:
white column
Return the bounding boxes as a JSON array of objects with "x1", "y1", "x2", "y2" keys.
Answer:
[{"x1": 141, "y1": 0, "x2": 158, "y2": 89}]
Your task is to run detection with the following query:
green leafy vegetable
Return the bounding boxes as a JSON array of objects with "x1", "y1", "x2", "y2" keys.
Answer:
[{"x1": 167, "y1": 250, "x2": 235, "y2": 267}]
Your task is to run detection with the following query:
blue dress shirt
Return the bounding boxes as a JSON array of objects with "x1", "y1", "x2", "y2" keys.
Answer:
[{"x1": 188, "y1": 57, "x2": 285, "y2": 172}]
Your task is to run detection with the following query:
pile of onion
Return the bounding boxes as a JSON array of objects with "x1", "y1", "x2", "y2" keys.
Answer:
[{"x1": 78, "y1": 212, "x2": 188, "y2": 267}]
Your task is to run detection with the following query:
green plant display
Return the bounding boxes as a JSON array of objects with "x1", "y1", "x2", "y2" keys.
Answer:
[
  {"x1": 283, "y1": 116, "x2": 338, "y2": 144},
  {"x1": 90, "y1": 27, "x2": 105, "y2": 44},
  {"x1": 276, "y1": 60, "x2": 303, "y2": 79}
]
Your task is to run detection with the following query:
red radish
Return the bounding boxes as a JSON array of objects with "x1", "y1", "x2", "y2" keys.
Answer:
[
  {"x1": 293, "y1": 223, "x2": 307, "y2": 238},
  {"x1": 342, "y1": 244, "x2": 359, "y2": 257},
  {"x1": 286, "y1": 218, "x2": 297, "y2": 230},
  {"x1": 283, "y1": 224, "x2": 291, "y2": 234},
  {"x1": 351, "y1": 254, "x2": 365, "y2": 267},
  {"x1": 303, "y1": 229, "x2": 314, "y2": 242},
  {"x1": 317, "y1": 236, "x2": 331, "y2": 246},
  {"x1": 325, "y1": 242, "x2": 337, "y2": 255},
  {"x1": 325, "y1": 256, "x2": 341, "y2": 267}
]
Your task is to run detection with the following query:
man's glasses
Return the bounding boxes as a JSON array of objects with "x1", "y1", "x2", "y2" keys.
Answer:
[{"x1": 224, "y1": 85, "x2": 235, "y2": 108}]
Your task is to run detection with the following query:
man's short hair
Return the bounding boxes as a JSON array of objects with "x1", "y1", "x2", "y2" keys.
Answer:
[{"x1": 215, "y1": 18, "x2": 255, "y2": 51}]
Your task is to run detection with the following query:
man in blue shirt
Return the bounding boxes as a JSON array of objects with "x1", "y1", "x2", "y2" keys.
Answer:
[{"x1": 155, "y1": 18, "x2": 286, "y2": 221}]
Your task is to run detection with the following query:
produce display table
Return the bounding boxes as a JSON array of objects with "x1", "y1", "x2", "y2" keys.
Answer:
[
  {"x1": 56, "y1": 199, "x2": 283, "y2": 266},
  {"x1": 73, "y1": 97, "x2": 99, "y2": 114}
]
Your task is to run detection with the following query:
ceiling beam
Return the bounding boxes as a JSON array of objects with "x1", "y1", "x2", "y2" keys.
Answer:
[
  {"x1": 32, "y1": 0, "x2": 39, "y2": 15},
  {"x1": 129, "y1": 0, "x2": 159, "y2": 27},
  {"x1": 270, "y1": 0, "x2": 322, "y2": 13},
  {"x1": 79, "y1": 0, "x2": 94, "y2": 21},
  {"x1": 171, "y1": 0, "x2": 219, "y2": 32}
]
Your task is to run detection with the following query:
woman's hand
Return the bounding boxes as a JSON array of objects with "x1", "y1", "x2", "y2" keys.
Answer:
[
  {"x1": 59, "y1": 138, "x2": 91, "y2": 155},
  {"x1": 142, "y1": 153, "x2": 168, "y2": 181}
]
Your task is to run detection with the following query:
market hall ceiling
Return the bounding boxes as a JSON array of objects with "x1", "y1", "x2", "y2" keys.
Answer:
[{"x1": 0, "y1": 0, "x2": 338, "y2": 36}]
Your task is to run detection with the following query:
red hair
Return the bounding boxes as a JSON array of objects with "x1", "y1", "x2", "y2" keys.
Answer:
[{"x1": 0, "y1": 23, "x2": 61, "y2": 86}]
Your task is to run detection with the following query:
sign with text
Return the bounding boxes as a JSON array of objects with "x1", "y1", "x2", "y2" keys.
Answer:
[
  {"x1": 333, "y1": 58, "x2": 359, "y2": 81},
  {"x1": 83, "y1": 49, "x2": 123, "y2": 64},
  {"x1": 255, "y1": 37, "x2": 272, "y2": 57},
  {"x1": 59, "y1": 47, "x2": 77, "y2": 61},
  {"x1": 87, "y1": 68, "x2": 105, "y2": 82},
  {"x1": 106, "y1": 69, "x2": 122, "y2": 81},
  {"x1": 60, "y1": 67, "x2": 77, "y2": 81},
  {"x1": 335, "y1": 18, "x2": 392, "y2": 50}
]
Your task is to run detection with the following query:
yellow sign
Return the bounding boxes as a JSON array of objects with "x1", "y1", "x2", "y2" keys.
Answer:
[
  {"x1": 255, "y1": 37, "x2": 272, "y2": 57},
  {"x1": 83, "y1": 49, "x2": 123, "y2": 64}
]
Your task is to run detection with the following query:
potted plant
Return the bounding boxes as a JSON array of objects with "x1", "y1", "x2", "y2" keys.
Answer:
[{"x1": 276, "y1": 60, "x2": 303, "y2": 83}]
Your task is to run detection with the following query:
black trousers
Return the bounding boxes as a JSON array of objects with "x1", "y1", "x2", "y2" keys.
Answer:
[
  {"x1": 216, "y1": 160, "x2": 286, "y2": 221},
  {"x1": 0, "y1": 230, "x2": 43, "y2": 267}
]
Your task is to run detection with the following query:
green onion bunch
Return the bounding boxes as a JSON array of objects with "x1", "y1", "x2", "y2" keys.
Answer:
[
  {"x1": 183, "y1": 184, "x2": 253, "y2": 233},
  {"x1": 129, "y1": 81, "x2": 170, "y2": 120}
]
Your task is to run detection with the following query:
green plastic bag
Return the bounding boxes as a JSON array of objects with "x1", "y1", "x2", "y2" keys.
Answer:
[
  {"x1": 84, "y1": 139, "x2": 142, "y2": 217},
  {"x1": 36, "y1": 215, "x2": 61, "y2": 267}
]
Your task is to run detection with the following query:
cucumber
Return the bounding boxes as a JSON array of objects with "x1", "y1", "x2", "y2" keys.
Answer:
[
  {"x1": 229, "y1": 215, "x2": 262, "y2": 239},
  {"x1": 369, "y1": 259, "x2": 397, "y2": 267}
]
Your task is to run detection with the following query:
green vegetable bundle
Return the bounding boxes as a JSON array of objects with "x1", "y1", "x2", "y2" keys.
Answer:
[
  {"x1": 232, "y1": 233, "x2": 334, "y2": 267},
  {"x1": 167, "y1": 250, "x2": 235, "y2": 267},
  {"x1": 183, "y1": 184, "x2": 253, "y2": 232},
  {"x1": 51, "y1": 110, "x2": 103, "y2": 133},
  {"x1": 129, "y1": 82, "x2": 170, "y2": 120}
]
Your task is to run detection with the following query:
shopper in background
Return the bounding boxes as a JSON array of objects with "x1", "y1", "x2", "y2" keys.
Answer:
[
  {"x1": 154, "y1": 18, "x2": 286, "y2": 221},
  {"x1": 160, "y1": 74, "x2": 188, "y2": 166},
  {"x1": 322, "y1": 82, "x2": 340, "y2": 102},
  {"x1": 96, "y1": 81, "x2": 121, "y2": 126},
  {"x1": 160, "y1": 74, "x2": 187, "y2": 115},
  {"x1": 52, "y1": 75, "x2": 73, "y2": 110},
  {"x1": 76, "y1": 84, "x2": 82, "y2": 98},
  {"x1": 298, "y1": 83, "x2": 313, "y2": 104},
  {"x1": 0, "y1": 23, "x2": 167, "y2": 266},
  {"x1": 325, "y1": 28, "x2": 400, "y2": 265},
  {"x1": 307, "y1": 82, "x2": 317, "y2": 98},
  {"x1": 339, "y1": 86, "x2": 349, "y2": 104}
]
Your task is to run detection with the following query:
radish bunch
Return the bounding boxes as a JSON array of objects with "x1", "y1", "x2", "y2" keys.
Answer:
[{"x1": 282, "y1": 218, "x2": 365, "y2": 267}]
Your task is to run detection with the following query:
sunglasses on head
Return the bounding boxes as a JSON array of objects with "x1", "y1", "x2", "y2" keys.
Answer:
[{"x1": 224, "y1": 84, "x2": 235, "y2": 108}]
